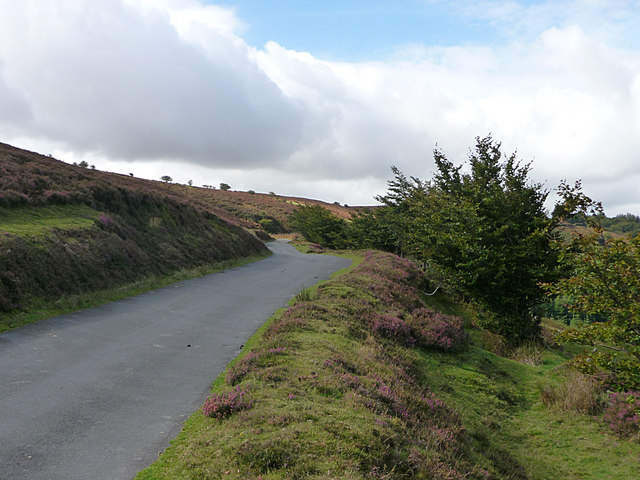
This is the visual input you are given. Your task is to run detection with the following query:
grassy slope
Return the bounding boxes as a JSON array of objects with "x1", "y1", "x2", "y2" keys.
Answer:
[
  {"x1": 0, "y1": 142, "x2": 270, "y2": 327},
  {"x1": 137, "y1": 249, "x2": 639, "y2": 480},
  {"x1": 0, "y1": 204, "x2": 98, "y2": 236},
  {"x1": 164, "y1": 185, "x2": 359, "y2": 234}
]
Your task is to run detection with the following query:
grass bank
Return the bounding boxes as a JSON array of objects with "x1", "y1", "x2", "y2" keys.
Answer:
[
  {"x1": 0, "y1": 204, "x2": 99, "y2": 237},
  {"x1": 137, "y1": 248, "x2": 639, "y2": 479}
]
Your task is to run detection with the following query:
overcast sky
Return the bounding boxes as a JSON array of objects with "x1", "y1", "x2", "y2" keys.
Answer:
[{"x1": 1, "y1": 0, "x2": 640, "y2": 213}]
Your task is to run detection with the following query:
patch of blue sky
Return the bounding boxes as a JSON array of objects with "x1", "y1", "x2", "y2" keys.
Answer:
[
  {"x1": 226, "y1": 0, "x2": 501, "y2": 60},
  {"x1": 215, "y1": 0, "x2": 640, "y2": 60}
]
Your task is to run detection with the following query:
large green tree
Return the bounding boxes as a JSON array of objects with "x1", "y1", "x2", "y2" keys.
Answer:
[{"x1": 379, "y1": 136, "x2": 559, "y2": 341}]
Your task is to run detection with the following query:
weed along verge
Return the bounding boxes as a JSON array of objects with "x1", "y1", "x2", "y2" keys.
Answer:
[
  {"x1": 138, "y1": 252, "x2": 486, "y2": 478},
  {"x1": 138, "y1": 248, "x2": 640, "y2": 480}
]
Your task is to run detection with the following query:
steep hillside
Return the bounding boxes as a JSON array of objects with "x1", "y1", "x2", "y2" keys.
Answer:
[{"x1": 0, "y1": 143, "x2": 268, "y2": 323}]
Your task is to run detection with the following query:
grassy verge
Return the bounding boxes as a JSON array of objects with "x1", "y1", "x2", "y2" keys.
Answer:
[
  {"x1": 136, "y1": 248, "x2": 640, "y2": 480},
  {"x1": 0, "y1": 204, "x2": 99, "y2": 236},
  {"x1": 0, "y1": 252, "x2": 271, "y2": 333}
]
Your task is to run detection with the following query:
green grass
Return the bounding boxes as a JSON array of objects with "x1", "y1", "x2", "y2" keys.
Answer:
[
  {"x1": 418, "y1": 342, "x2": 639, "y2": 479},
  {"x1": 136, "y1": 249, "x2": 640, "y2": 480},
  {"x1": 0, "y1": 204, "x2": 99, "y2": 236},
  {"x1": 0, "y1": 252, "x2": 271, "y2": 333}
]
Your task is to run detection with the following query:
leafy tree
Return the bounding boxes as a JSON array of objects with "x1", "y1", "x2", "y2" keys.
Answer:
[
  {"x1": 378, "y1": 136, "x2": 558, "y2": 341},
  {"x1": 78, "y1": 160, "x2": 89, "y2": 168},
  {"x1": 161, "y1": 175, "x2": 172, "y2": 183},
  {"x1": 544, "y1": 182, "x2": 640, "y2": 390},
  {"x1": 345, "y1": 207, "x2": 399, "y2": 253},
  {"x1": 220, "y1": 183, "x2": 231, "y2": 191},
  {"x1": 292, "y1": 205, "x2": 347, "y2": 249},
  {"x1": 187, "y1": 179, "x2": 193, "y2": 187}
]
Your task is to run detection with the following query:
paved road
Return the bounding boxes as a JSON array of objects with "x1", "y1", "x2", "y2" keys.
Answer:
[{"x1": 0, "y1": 240, "x2": 351, "y2": 480}]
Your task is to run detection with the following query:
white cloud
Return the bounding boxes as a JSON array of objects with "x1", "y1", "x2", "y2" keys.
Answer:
[
  {"x1": 0, "y1": 0, "x2": 302, "y2": 165},
  {"x1": 1, "y1": 0, "x2": 640, "y2": 214}
]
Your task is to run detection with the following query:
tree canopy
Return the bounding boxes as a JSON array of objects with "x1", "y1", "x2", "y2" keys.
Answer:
[
  {"x1": 291, "y1": 205, "x2": 347, "y2": 249},
  {"x1": 376, "y1": 136, "x2": 559, "y2": 341},
  {"x1": 545, "y1": 182, "x2": 640, "y2": 390}
]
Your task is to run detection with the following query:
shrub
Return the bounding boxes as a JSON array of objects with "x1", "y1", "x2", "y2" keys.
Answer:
[
  {"x1": 291, "y1": 205, "x2": 347, "y2": 249},
  {"x1": 0, "y1": 271, "x2": 23, "y2": 312},
  {"x1": 368, "y1": 313, "x2": 415, "y2": 347},
  {"x1": 202, "y1": 386, "x2": 253, "y2": 419},
  {"x1": 407, "y1": 308, "x2": 469, "y2": 351},
  {"x1": 603, "y1": 391, "x2": 640, "y2": 439},
  {"x1": 480, "y1": 330, "x2": 510, "y2": 357}
]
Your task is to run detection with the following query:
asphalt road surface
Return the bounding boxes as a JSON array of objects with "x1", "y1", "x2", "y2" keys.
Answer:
[{"x1": 0, "y1": 240, "x2": 351, "y2": 480}]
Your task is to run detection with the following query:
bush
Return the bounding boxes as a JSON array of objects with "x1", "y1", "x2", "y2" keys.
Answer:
[
  {"x1": 202, "y1": 386, "x2": 254, "y2": 419},
  {"x1": 0, "y1": 271, "x2": 23, "y2": 312},
  {"x1": 258, "y1": 217, "x2": 284, "y2": 234},
  {"x1": 480, "y1": 330, "x2": 511, "y2": 357},
  {"x1": 407, "y1": 308, "x2": 469, "y2": 351},
  {"x1": 603, "y1": 391, "x2": 640, "y2": 439},
  {"x1": 291, "y1": 205, "x2": 347, "y2": 249},
  {"x1": 368, "y1": 313, "x2": 415, "y2": 347}
]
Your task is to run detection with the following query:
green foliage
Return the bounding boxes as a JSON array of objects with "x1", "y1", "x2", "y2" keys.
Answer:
[
  {"x1": 291, "y1": 205, "x2": 347, "y2": 249},
  {"x1": 538, "y1": 295, "x2": 608, "y2": 325},
  {"x1": 377, "y1": 136, "x2": 558, "y2": 342},
  {"x1": 160, "y1": 175, "x2": 172, "y2": 183},
  {"x1": 257, "y1": 217, "x2": 284, "y2": 234},
  {"x1": 219, "y1": 182, "x2": 231, "y2": 191},
  {"x1": 345, "y1": 207, "x2": 400, "y2": 253},
  {"x1": 601, "y1": 213, "x2": 640, "y2": 237},
  {"x1": 545, "y1": 183, "x2": 640, "y2": 390}
]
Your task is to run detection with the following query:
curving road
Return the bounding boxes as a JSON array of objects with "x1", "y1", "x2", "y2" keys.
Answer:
[{"x1": 0, "y1": 240, "x2": 351, "y2": 480}]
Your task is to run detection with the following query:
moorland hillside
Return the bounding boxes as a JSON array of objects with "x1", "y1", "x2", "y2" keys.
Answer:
[{"x1": 0, "y1": 142, "x2": 271, "y2": 322}]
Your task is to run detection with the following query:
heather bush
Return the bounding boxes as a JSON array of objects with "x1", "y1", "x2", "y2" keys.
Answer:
[
  {"x1": 368, "y1": 313, "x2": 416, "y2": 347},
  {"x1": 202, "y1": 386, "x2": 253, "y2": 419},
  {"x1": 407, "y1": 308, "x2": 469, "y2": 351},
  {"x1": 603, "y1": 391, "x2": 640, "y2": 439}
]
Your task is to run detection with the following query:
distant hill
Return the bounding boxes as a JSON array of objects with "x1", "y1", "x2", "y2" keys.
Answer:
[
  {"x1": 564, "y1": 212, "x2": 640, "y2": 238},
  {"x1": 0, "y1": 142, "x2": 269, "y2": 317},
  {"x1": 165, "y1": 183, "x2": 359, "y2": 235}
]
